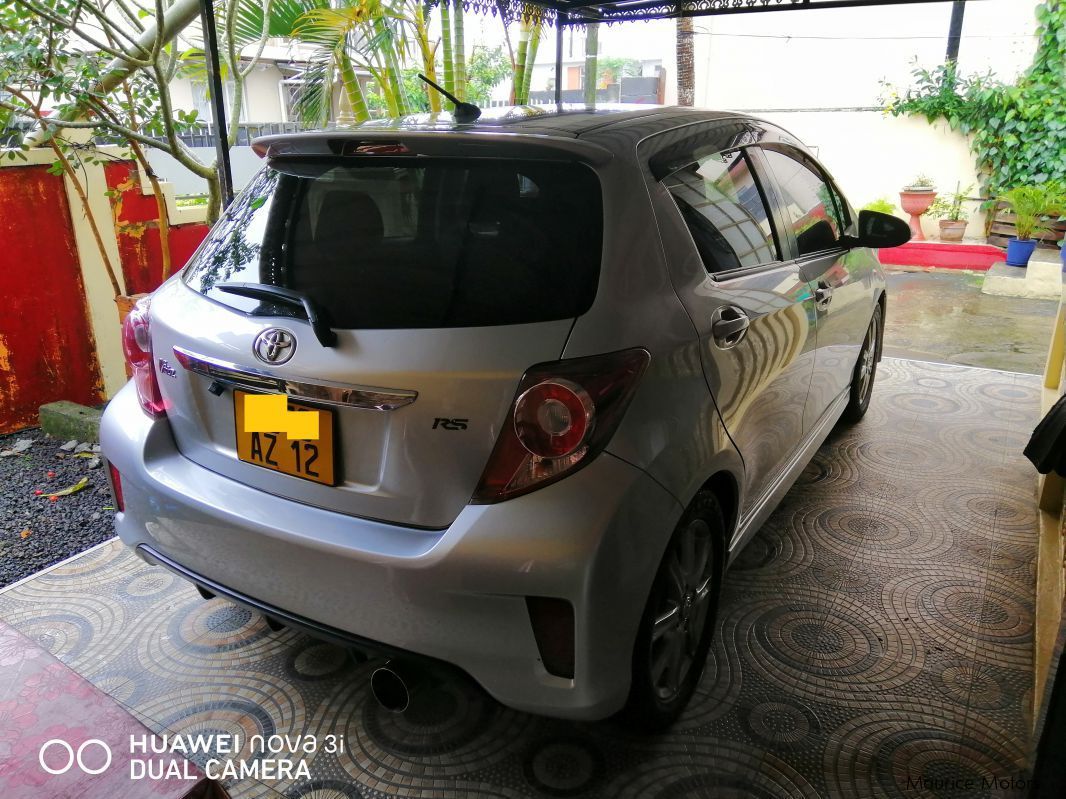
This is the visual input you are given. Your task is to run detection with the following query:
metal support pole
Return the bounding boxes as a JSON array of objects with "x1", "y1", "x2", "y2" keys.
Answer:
[
  {"x1": 199, "y1": 0, "x2": 234, "y2": 208},
  {"x1": 555, "y1": 16, "x2": 565, "y2": 106},
  {"x1": 946, "y1": 0, "x2": 966, "y2": 63}
]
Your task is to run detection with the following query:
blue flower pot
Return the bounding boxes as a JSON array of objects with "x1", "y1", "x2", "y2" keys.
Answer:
[{"x1": 1005, "y1": 238, "x2": 1038, "y2": 267}]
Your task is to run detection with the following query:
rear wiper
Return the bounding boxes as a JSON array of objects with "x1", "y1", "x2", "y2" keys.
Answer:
[{"x1": 217, "y1": 282, "x2": 338, "y2": 348}]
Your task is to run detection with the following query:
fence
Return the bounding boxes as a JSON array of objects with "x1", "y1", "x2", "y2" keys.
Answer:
[{"x1": 0, "y1": 144, "x2": 211, "y2": 431}]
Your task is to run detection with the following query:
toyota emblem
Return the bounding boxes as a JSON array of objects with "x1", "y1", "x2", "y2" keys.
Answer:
[{"x1": 253, "y1": 328, "x2": 296, "y2": 365}]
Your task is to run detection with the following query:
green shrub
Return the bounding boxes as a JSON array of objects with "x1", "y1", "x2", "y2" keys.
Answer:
[
  {"x1": 862, "y1": 198, "x2": 896, "y2": 215},
  {"x1": 998, "y1": 184, "x2": 1066, "y2": 240}
]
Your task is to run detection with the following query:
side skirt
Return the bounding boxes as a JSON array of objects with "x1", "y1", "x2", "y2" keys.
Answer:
[{"x1": 726, "y1": 390, "x2": 848, "y2": 563}]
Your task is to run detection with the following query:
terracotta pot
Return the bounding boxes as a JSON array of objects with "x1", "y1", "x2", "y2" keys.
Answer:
[
  {"x1": 899, "y1": 189, "x2": 937, "y2": 242},
  {"x1": 938, "y1": 219, "x2": 967, "y2": 242}
]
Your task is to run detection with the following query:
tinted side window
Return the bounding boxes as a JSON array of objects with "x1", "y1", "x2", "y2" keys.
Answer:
[
  {"x1": 662, "y1": 149, "x2": 778, "y2": 274},
  {"x1": 761, "y1": 148, "x2": 847, "y2": 257}
]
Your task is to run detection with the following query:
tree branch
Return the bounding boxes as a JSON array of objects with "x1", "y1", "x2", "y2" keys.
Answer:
[{"x1": 11, "y1": 0, "x2": 151, "y2": 65}]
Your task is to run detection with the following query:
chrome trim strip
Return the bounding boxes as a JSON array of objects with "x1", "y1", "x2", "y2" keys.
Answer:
[{"x1": 172, "y1": 346, "x2": 417, "y2": 411}]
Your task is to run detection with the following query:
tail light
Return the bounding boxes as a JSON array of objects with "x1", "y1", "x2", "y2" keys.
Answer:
[
  {"x1": 473, "y1": 349, "x2": 650, "y2": 503},
  {"x1": 121, "y1": 297, "x2": 167, "y2": 418}
]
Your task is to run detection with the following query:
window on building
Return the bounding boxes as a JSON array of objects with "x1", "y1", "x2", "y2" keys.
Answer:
[{"x1": 191, "y1": 79, "x2": 246, "y2": 125}]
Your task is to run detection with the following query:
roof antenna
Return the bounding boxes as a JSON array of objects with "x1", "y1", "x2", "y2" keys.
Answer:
[{"x1": 417, "y1": 73, "x2": 482, "y2": 123}]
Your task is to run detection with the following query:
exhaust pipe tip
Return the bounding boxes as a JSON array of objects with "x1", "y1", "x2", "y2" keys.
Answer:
[{"x1": 371, "y1": 663, "x2": 412, "y2": 713}]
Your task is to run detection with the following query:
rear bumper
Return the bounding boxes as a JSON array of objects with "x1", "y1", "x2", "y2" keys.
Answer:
[{"x1": 101, "y1": 383, "x2": 682, "y2": 720}]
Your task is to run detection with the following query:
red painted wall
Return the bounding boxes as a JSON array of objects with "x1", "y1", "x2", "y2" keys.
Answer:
[
  {"x1": 104, "y1": 162, "x2": 210, "y2": 295},
  {"x1": 0, "y1": 166, "x2": 103, "y2": 433}
]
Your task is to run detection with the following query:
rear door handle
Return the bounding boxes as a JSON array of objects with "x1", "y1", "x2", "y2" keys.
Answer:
[
  {"x1": 711, "y1": 306, "x2": 750, "y2": 348},
  {"x1": 814, "y1": 282, "x2": 833, "y2": 308}
]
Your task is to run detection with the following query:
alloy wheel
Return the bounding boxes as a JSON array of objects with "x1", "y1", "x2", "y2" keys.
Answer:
[
  {"x1": 649, "y1": 518, "x2": 716, "y2": 701},
  {"x1": 857, "y1": 315, "x2": 879, "y2": 402}
]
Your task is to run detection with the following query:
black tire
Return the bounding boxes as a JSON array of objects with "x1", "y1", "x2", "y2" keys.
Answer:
[
  {"x1": 840, "y1": 302, "x2": 883, "y2": 424},
  {"x1": 622, "y1": 492, "x2": 725, "y2": 731}
]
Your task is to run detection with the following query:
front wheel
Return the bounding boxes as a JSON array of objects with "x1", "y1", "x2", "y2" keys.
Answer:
[
  {"x1": 622, "y1": 492, "x2": 724, "y2": 731},
  {"x1": 841, "y1": 303, "x2": 882, "y2": 424}
]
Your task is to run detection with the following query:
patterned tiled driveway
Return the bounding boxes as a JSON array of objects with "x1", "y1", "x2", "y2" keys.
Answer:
[{"x1": 0, "y1": 359, "x2": 1041, "y2": 798}]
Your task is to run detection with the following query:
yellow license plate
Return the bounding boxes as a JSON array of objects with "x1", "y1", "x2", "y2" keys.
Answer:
[{"x1": 233, "y1": 391, "x2": 337, "y2": 486}]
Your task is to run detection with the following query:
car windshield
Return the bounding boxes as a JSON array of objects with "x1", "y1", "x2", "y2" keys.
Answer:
[{"x1": 182, "y1": 157, "x2": 603, "y2": 329}]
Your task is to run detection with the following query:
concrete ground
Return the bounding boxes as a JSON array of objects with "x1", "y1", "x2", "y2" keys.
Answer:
[
  {"x1": 883, "y1": 268, "x2": 1060, "y2": 375},
  {"x1": 0, "y1": 359, "x2": 1040, "y2": 798}
]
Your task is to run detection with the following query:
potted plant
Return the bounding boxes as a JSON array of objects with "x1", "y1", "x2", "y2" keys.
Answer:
[
  {"x1": 924, "y1": 183, "x2": 972, "y2": 243},
  {"x1": 899, "y1": 175, "x2": 937, "y2": 241},
  {"x1": 998, "y1": 184, "x2": 1065, "y2": 267}
]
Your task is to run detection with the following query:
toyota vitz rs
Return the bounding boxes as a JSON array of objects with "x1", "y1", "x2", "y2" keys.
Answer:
[{"x1": 101, "y1": 105, "x2": 909, "y2": 728}]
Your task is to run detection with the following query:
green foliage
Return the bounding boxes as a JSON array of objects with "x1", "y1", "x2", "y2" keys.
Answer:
[
  {"x1": 924, "y1": 184, "x2": 974, "y2": 221},
  {"x1": 0, "y1": 0, "x2": 225, "y2": 220},
  {"x1": 365, "y1": 69, "x2": 416, "y2": 113},
  {"x1": 883, "y1": 2, "x2": 1066, "y2": 196},
  {"x1": 861, "y1": 198, "x2": 896, "y2": 215},
  {"x1": 597, "y1": 57, "x2": 641, "y2": 87},
  {"x1": 998, "y1": 183, "x2": 1066, "y2": 239},
  {"x1": 465, "y1": 46, "x2": 511, "y2": 106},
  {"x1": 369, "y1": 47, "x2": 509, "y2": 113}
]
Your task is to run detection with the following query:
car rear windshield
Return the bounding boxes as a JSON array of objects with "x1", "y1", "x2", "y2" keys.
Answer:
[{"x1": 182, "y1": 157, "x2": 603, "y2": 329}]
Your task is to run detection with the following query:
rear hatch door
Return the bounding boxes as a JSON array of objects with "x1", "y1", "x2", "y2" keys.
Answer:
[{"x1": 154, "y1": 141, "x2": 605, "y2": 529}]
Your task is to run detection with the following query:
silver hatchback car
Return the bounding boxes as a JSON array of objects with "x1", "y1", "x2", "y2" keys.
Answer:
[{"x1": 101, "y1": 105, "x2": 909, "y2": 728}]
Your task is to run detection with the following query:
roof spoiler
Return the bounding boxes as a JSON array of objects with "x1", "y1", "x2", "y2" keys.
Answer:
[{"x1": 251, "y1": 131, "x2": 614, "y2": 166}]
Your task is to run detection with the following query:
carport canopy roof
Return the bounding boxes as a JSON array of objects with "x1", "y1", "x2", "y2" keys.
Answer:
[{"x1": 436, "y1": 0, "x2": 960, "y2": 26}]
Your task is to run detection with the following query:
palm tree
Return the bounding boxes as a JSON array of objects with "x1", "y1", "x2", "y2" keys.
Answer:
[
  {"x1": 408, "y1": 2, "x2": 440, "y2": 111},
  {"x1": 584, "y1": 23, "x2": 598, "y2": 105},
  {"x1": 295, "y1": 0, "x2": 415, "y2": 121},
  {"x1": 511, "y1": 5, "x2": 543, "y2": 104},
  {"x1": 439, "y1": 1, "x2": 468, "y2": 100},
  {"x1": 452, "y1": 1, "x2": 467, "y2": 100},
  {"x1": 676, "y1": 16, "x2": 694, "y2": 106}
]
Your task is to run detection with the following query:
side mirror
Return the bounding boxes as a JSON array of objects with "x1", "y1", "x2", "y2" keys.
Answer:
[{"x1": 842, "y1": 210, "x2": 911, "y2": 249}]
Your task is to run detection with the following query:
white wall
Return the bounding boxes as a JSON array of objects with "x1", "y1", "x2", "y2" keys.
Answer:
[
  {"x1": 690, "y1": 0, "x2": 1039, "y2": 110},
  {"x1": 243, "y1": 63, "x2": 285, "y2": 121},
  {"x1": 522, "y1": 0, "x2": 1039, "y2": 110},
  {"x1": 147, "y1": 146, "x2": 263, "y2": 197},
  {"x1": 169, "y1": 62, "x2": 285, "y2": 122}
]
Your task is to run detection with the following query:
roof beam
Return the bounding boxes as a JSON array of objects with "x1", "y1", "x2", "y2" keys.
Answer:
[{"x1": 539, "y1": 0, "x2": 961, "y2": 25}]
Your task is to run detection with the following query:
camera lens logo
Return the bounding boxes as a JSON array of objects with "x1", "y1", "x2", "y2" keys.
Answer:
[{"x1": 38, "y1": 739, "x2": 112, "y2": 775}]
